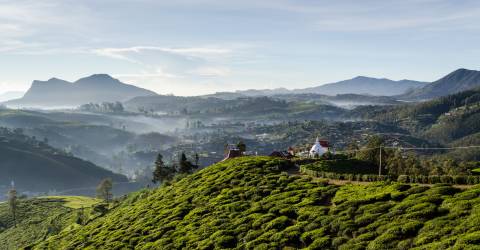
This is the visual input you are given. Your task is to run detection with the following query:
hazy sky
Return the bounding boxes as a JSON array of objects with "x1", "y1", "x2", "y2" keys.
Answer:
[{"x1": 1, "y1": 0, "x2": 480, "y2": 96}]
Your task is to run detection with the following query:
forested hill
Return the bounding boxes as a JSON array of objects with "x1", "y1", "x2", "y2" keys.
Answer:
[
  {"x1": 37, "y1": 157, "x2": 480, "y2": 249},
  {"x1": 356, "y1": 88, "x2": 480, "y2": 144},
  {"x1": 400, "y1": 68, "x2": 480, "y2": 100},
  {"x1": 0, "y1": 127, "x2": 127, "y2": 197}
]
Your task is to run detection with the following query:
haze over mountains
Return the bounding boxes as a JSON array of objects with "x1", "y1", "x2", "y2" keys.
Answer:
[
  {"x1": 0, "y1": 91, "x2": 24, "y2": 103},
  {"x1": 4, "y1": 74, "x2": 156, "y2": 107},
  {"x1": 0, "y1": 128, "x2": 127, "y2": 197},
  {"x1": 214, "y1": 69, "x2": 480, "y2": 101},
  {"x1": 299, "y1": 77, "x2": 426, "y2": 96},
  {"x1": 233, "y1": 77, "x2": 426, "y2": 97},
  {"x1": 2, "y1": 68, "x2": 480, "y2": 108}
]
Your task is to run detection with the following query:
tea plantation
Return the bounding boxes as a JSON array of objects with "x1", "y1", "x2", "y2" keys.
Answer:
[
  {"x1": 0, "y1": 196, "x2": 100, "y2": 249},
  {"x1": 30, "y1": 156, "x2": 480, "y2": 249}
]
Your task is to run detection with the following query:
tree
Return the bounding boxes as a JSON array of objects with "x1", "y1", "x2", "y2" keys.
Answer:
[
  {"x1": 386, "y1": 150, "x2": 405, "y2": 176},
  {"x1": 96, "y1": 178, "x2": 113, "y2": 202},
  {"x1": 179, "y1": 152, "x2": 194, "y2": 174},
  {"x1": 152, "y1": 153, "x2": 175, "y2": 184},
  {"x1": 8, "y1": 184, "x2": 17, "y2": 227},
  {"x1": 194, "y1": 153, "x2": 200, "y2": 167},
  {"x1": 237, "y1": 141, "x2": 246, "y2": 154},
  {"x1": 356, "y1": 136, "x2": 385, "y2": 166},
  {"x1": 345, "y1": 141, "x2": 359, "y2": 158}
]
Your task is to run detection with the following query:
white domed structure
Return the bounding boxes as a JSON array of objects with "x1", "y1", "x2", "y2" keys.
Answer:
[{"x1": 309, "y1": 137, "x2": 329, "y2": 157}]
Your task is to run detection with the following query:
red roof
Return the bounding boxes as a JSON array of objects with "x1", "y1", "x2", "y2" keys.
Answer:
[{"x1": 319, "y1": 140, "x2": 330, "y2": 147}]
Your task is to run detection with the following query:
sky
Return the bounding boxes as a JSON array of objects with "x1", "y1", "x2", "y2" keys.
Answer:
[{"x1": 1, "y1": 0, "x2": 480, "y2": 96}]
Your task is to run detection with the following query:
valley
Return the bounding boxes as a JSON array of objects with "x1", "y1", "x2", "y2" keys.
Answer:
[{"x1": 0, "y1": 68, "x2": 479, "y2": 249}]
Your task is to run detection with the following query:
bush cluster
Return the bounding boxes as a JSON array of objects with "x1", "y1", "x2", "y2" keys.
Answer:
[
  {"x1": 300, "y1": 159, "x2": 377, "y2": 175},
  {"x1": 301, "y1": 166, "x2": 480, "y2": 185}
]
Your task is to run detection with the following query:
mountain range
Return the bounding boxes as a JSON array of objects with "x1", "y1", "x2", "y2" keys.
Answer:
[
  {"x1": 229, "y1": 77, "x2": 427, "y2": 97},
  {"x1": 3, "y1": 69, "x2": 480, "y2": 108},
  {"x1": 216, "y1": 69, "x2": 480, "y2": 101},
  {"x1": 295, "y1": 76, "x2": 426, "y2": 96},
  {"x1": 4, "y1": 74, "x2": 157, "y2": 107}
]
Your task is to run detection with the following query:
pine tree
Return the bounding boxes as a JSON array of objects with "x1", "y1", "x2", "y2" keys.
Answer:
[
  {"x1": 152, "y1": 153, "x2": 175, "y2": 183},
  {"x1": 179, "y1": 152, "x2": 194, "y2": 173},
  {"x1": 195, "y1": 153, "x2": 200, "y2": 167}
]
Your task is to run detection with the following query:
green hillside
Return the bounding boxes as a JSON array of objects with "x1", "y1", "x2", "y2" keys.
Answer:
[
  {"x1": 35, "y1": 157, "x2": 480, "y2": 249},
  {"x1": 0, "y1": 127, "x2": 127, "y2": 196},
  {"x1": 360, "y1": 88, "x2": 480, "y2": 144},
  {"x1": 0, "y1": 196, "x2": 101, "y2": 250}
]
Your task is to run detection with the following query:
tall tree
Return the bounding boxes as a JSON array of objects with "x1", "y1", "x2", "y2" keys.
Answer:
[
  {"x1": 345, "y1": 141, "x2": 360, "y2": 158},
  {"x1": 356, "y1": 135, "x2": 385, "y2": 167},
  {"x1": 8, "y1": 183, "x2": 17, "y2": 227},
  {"x1": 194, "y1": 153, "x2": 200, "y2": 167},
  {"x1": 179, "y1": 152, "x2": 194, "y2": 174},
  {"x1": 152, "y1": 153, "x2": 175, "y2": 183},
  {"x1": 96, "y1": 178, "x2": 113, "y2": 203}
]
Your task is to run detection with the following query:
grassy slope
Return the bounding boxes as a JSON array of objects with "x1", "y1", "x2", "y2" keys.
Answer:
[
  {"x1": 33, "y1": 156, "x2": 480, "y2": 250},
  {"x1": 0, "y1": 196, "x2": 100, "y2": 250}
]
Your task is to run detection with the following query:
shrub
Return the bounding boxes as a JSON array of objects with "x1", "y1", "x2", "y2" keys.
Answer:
[
  {"x1": 308, "y1": 236, "x2": 331, "y2": 250},
  {"x1": 263, "y1": 216, "x2": 290, "y2": 231},
  {"x1": 215, "y1": 235, "x2": 236, "y2": 248},
  {"x1": 397, "y1": 175, "x2": 409, "y2": 183}
]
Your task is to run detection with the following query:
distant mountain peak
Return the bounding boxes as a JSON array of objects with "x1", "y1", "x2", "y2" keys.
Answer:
[
  {"x1": 352, "y1": 76, "x2": 372, "y2": 80},
  {"x1": 298, "y1": 76, "x2": 426, "y2": 96},
  {"x1": 31, "y1": 78, "x2": 71, "y2": 86},
  {"x1": 75, "y1": 74, "x2": 119, "y2": 84},
  {"x1": 47, "y1": 77, "x2": 64, "y2": 82},
  {"x1": 452, "y1": 68, "x2": 471, "y2": 73},
  {"x1": 400, "y1": 68, "x2": 480, "y2": 100},
  {"x1": 5, "y1": 74, "x2": 157, "y2": 107}
]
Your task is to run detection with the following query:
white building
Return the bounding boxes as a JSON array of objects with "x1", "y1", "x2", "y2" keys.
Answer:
[{"x1": 309, "y1": 137, "x2": 330, "y2": 157}]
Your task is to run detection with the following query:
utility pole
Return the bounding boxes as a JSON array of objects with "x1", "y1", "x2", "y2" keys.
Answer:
[{"x1": 378, "y1": 146, "x2": 382, "y2": 176}]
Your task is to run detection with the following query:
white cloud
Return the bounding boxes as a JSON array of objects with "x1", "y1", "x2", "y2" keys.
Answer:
[
  {"x1": 114, "y1": 68, "x2": 180, "y2": 79},
  {"x1": 93, "y1": 45, "x2": 235, "y2": 79},
  {"x1": 189, "y1": 67, "x2": 231, "y2": 77},
  {"x1": 92, "y1": 46, "x2": 232, "y2": 63}
]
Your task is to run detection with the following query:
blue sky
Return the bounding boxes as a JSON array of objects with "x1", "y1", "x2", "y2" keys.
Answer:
[{"x1": 1, "y1": 0, "x2": 479, "y2": 96}]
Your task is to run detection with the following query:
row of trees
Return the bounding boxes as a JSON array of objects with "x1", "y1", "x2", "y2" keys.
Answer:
[
  {"x1": 152, "y1": 152, "x2": 199, "y2": 184},
  {"x1": 79, "y1": 102, "x2": 125, "y2": 113},
  {"x1": 300, "y1": 166, "x2": 480, "y2": 185},
  {"x1": 94, "y1": 152, "x2": 201, "y2": 203},
  {"x1": 349, "y1": 136, "x2": 477, "y2": 176}
]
